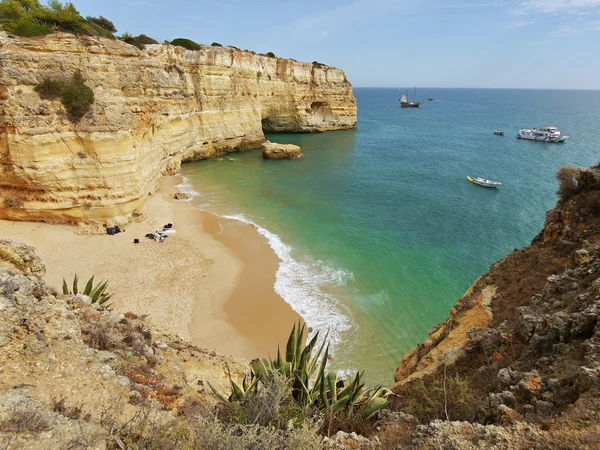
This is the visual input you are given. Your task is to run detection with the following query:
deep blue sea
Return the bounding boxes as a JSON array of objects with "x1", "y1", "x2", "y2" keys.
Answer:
[{"x1": 181, "y1": 88, "x2": 600, "y2": 385}]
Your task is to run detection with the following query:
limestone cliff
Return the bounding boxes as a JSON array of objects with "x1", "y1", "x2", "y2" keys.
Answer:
[{"x1": 0, "y1": 32, "x2": 356, "y2": 230}]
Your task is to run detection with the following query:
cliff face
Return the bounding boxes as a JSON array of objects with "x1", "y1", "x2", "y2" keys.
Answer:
[
  {"x1": 0, "y1": 32, "x2": 356, "y2": 230},
  {"x1": 384, "y1": 167, "x2": 600, "y2": 447}
]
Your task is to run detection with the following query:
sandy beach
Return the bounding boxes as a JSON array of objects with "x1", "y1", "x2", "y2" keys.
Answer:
[{"x1": 0, "y1": 176, "x2": 299, "y2": 361}]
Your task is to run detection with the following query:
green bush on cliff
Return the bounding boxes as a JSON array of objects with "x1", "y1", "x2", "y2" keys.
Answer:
[
  {"x1": 266, "y1": 51, "x2": 276, "y2": 57},
  {"x1": 35, "y1": 71, "x2": 94, "y2": 122},
  {"x1": 61, "y1": 70, "x2": 94, "y2": 121},
  {"x1": 170, "y1": 37, "x2": 202, "y2": 50},
  {"x1": 34, "y1": 78, "x2": 66, "y2": 99},
  {"x1": 0, "y1": 0, "x2": 117, "y2": 38}
]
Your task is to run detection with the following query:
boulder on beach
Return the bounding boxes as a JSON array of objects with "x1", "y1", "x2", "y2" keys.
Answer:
[
  {"x1": 262, "y1": 142, "x2": 302, "y2": 159},
  {"x1": 173, "y1": 192, "x2": 190, "y2": 200}
]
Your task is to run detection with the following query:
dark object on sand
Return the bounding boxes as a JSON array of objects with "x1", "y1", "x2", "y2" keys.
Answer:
[
  {"x1": 145, "y1": 233, "x2": 155, "y2": 239},
  {"x1": 107, "y1": 225, "x2": 122, "y2": 235},
  {"x1": 133, "y1": 239, "x2": 140, "y2": 244},
  {"x1": 163, "y1": 223, "x2": 173, "y2": 229}
]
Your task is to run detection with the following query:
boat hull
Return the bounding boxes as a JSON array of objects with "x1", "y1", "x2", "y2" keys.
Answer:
[
  {"x1": 516, "y1": 128, "x2": 568, "y2": 143},
  {"x1": 400, "y1": 102, "x2": 421, "y2": 108},
  {"x1": 467, "y1": 176, "x2": 501, "y2": 188}
]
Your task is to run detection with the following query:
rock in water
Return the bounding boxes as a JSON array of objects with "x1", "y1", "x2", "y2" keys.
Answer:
[{"x1": 262, "y1": 142, "x2": 302, "y2": 159}]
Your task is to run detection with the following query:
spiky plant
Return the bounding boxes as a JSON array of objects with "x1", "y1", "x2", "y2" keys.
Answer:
[
  {"x1": 62, "y1": 274, "x2": 112, "y2": 305},
  {"x1": 210, "y1": 321, "x2": 391, "y2": 422}
]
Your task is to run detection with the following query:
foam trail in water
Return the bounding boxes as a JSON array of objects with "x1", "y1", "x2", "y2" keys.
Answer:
[
  {"x1": 222, "y1": 213, "x2": 356, "y2": 354},
  {"x1": 176, "y1": 177, "x2": 199, "y2": 201},
  {"x1": 176, "y1": 176, "x2": 357, "y2": 357}
]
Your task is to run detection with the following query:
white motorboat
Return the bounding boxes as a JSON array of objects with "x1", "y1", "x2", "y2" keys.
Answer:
[
  {"x1": 516, "y1": 126, "x2": 568, "y2": 143},
  {"x1": 467, "y1": 176, "x2": 501, "y2": 188}
]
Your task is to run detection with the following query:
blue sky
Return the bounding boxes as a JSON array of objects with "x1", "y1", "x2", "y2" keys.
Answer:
[{"x1": 71, "y1": 0, "x2": 600, "y2": 89}]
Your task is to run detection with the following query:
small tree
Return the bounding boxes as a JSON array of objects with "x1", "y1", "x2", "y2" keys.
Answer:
[
  {"x1": 266, "y1": 51, "x2": 275, "y2": 57},
  {"x1": 171, "y1": 38, "x2": 202, "y2": 50},
  {"x1": 61, "y1": 70, "x2": 94, "y2": 122},
  {"x1": 556, "y1": 165, "x2": 579, "y2": 201}
]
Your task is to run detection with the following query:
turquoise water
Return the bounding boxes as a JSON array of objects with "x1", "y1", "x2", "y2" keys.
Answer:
[{"x1": 181, "y1": 88, "x2": 600, "y2": 385}]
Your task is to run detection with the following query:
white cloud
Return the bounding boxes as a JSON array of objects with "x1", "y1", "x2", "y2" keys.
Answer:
[
  {"x1": 516, "y1": 0, "x2": 600, "y2": 14},
  {"x1": 504, "y1": 19, "x2": 535, "y2": 27}
]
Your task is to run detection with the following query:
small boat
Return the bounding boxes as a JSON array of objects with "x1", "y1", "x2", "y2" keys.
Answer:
[
  {"x1": 428, "y1": 97, "x2": 435, "y2": 101},
  {"x1": 467, "y1": 176, "x2": 502, "y2": 188},
  {"x1": 493, "y1": 130, "x2": 505, "y2": 136},
  {"x1": 399, "y1": 87, "x2": 422, "y2": 108},
  {"x1": 516, "y1": 126, "x2": 568, "y2": 143}
]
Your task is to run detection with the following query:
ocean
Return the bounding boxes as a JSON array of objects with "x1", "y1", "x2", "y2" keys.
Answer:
[{"x1": 180, "y1": 88, "x2": 600, "y2": 385}]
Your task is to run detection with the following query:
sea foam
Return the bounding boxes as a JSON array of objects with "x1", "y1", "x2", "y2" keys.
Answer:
[{"x1": 176, "y1": 177, "x2": 356, "y2": 355}]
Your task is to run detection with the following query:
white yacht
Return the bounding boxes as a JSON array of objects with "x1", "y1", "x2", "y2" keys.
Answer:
[{"x1": 516, "y1": 126, "x2": 568, "y2": 143}]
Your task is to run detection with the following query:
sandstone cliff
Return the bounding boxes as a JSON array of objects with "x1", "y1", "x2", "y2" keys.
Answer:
[{"x1": 0, "y1": 32, "x2": 356, "y2": 230}]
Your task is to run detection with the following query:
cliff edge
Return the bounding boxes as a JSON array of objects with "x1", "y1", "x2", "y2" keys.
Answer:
[
  {"x1": 382, "y1": 166, "x2": 600, "y2": 448},
  {"x1": 0, "y1": 32, "x2": 357, "y2": 230}
]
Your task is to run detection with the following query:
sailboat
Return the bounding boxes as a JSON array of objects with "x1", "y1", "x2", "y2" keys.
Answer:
[{"x1": 400, "y1": 87, "x2": 422, "y2": 108}]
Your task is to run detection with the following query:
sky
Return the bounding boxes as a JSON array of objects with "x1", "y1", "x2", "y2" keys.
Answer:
[{"x1": 70, "y1": 0, "x2": 600, "y2": 89}]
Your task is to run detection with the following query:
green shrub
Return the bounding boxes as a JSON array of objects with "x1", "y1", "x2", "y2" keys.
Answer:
[
  {"x1": 401, "y1": 375, "x2": 479, "y2": 422},
  {"x1": 312, "y1": 61, "x2": 326, "y2": 69},
  {"x1": 34, "y1": 78, "x2": 66, "y2": 99},
  {"x1": 170, "y1": 37, "x2": 202, "y2": 50},
  {"x1": 211, "y1": 41, "x2": 222, "y2": 47},
  {"x1": 61, "y1": 70, "x2": 94, "y2": 121},
  {"x1": 86, "y1": 15, "x2": 116, "y2": 32},
  {"x1": 266, "y1": 51, "x2": 275, "y2": 57},
  {"x1": 556, "y1": 165, "x2": 579, "y2": 201},
  {"x1": 0, "y1": 0, "x2": 117, "y2": 38},
  {"x1": 134, "y1": 33, "x2": 158, "y2": 45},
  {"x1": 7, "y1": 16, "x2": 50, "y2": 35}
]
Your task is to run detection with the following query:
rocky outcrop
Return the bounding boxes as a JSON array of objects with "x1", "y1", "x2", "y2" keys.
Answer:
[
  {"x1": 262, "y1": 142, "x2": 302, "y2": 159},
  {"x1": 0, "y1": 242, "x2": 248, "y2": 449},
  {"x1": 0, "y1": 32, "x2": 356, "y2": 230},
  {"x1": 388, "y1": 165, "x2": 600, "y2": 446}
]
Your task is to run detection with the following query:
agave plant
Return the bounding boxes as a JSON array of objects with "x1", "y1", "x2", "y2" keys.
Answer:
[
  {"x1": 62, "y1": 274, "x2": 112, "y2": 305},
  {"x1": 210, "y1": 321, "x2": 391, "y2": 420}
]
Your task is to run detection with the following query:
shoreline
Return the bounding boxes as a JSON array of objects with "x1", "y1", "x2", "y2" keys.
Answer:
[{"x1": 0, "y1": 175, "x2": 300, "y2": 361}]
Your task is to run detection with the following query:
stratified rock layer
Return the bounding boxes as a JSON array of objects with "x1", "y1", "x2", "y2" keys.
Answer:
[
  {"x1": 262, "y1": 142, "x2": 302, "y2": 159},
  {"x1": 0, "y1": 32, "x2": 356, "y2": 229}
]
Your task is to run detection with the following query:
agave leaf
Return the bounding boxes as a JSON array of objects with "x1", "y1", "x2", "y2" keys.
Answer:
[
  {"x1": 319, "y1": 373, "x2": 329, "y2": 410},
  {"x1": 294, "y1": 321, "x2": 305, "y2": 370},
  {"x1": 327, "y1": 372, "x2": 338, "y2": 405},
  {"x1": 308, "y1": 330, "x2": 329, "y2": 377},
  {"x1": 72, "y1": 274, "x2": 79, "y2": 295},
  {"x1": 91, "y1": 281, "x2": 108, "y2": 303},
  {"x1": 280, "y1": 361, "x2": 292, "y2": 378},
  {"x1": 229, "y1": 380, "x2": 245, "y2": 401},
  {"x1": 285, "y1": 322, "x2": 298, "y2": 366},
  {"x1": 62, "y1": 278, "x2": 69, "y2": 295},
  {"x1": 83, "y1": 276, "x2": 94, "y2": 296},
  {"x1": 360, "y1": 396, "x2": 389, "y2": 419},
  {"x1": 97, "y1": 293, "x2": 112, "y2": 306},
  {"x1": 207, "y1": 381, "x2": 228, "y2": 404},
  {"x1": 313, "y1": 343, "x2": 329, "y2": 390},
  {"x1": 298, "y1": 331, "x2": 319, "y2": 374},
  {"x1": 250, "y1": 358, "x2": 270, "y2": 381}
]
